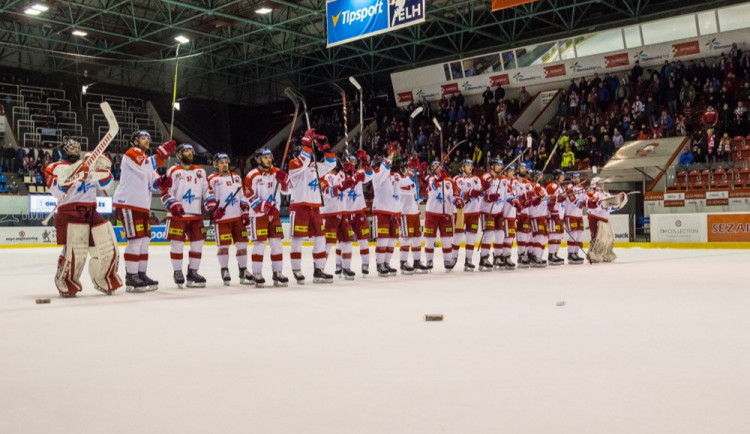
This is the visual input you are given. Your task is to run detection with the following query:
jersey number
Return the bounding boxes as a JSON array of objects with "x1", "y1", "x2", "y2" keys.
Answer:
[
  {"x1": 182, "y1": 189, "x2": 197, "y2": 204},
  {"x1": 308, "y1": 178, "x2": 319, "y2": 192}
]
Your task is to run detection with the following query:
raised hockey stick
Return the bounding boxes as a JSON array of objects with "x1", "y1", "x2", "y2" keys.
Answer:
[
  {"x1": 331, "y1": 82, "x2": 349, "y2": 146},
  {"x1": 445, "y1": 139, "x2": 469, "y2": 160},
  {"x1": 408, "y1": 106, "x2": 423, "y2": 154},
  {"x1": 269, "y1": 88, "x2": 302, "y2": 215},
  {"x1": 432, "y1": 117, "x2": 446, "y2": 216},
  {"x1": 43, "y1": 102, "x2": 119, "y2": 226},
  {"x1": 348, "y1": 76, "x2": 364, "y2": 150},
  {"x1": 540, "y1": 141, "x2": 560, "y2": 173},
  {"x1": 169, "y1": 43, "x2": 182, "y2": 140},
  {"x1": 290, "y1": 89, "x2": 325, "y2": 206}
]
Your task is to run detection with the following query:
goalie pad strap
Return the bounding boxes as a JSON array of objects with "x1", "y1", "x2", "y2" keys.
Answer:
[
  {"x1": 55, "y1": 223, "x2": 89, "y2": 294},
  {"x1": 89, "y1": 221, "x2": 123, "y2": 292}
]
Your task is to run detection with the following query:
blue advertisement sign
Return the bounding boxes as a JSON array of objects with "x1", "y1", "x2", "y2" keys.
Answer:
[
  {"x1": 114, "y1": 225, "x2": 169, "y2": 243},
  {"x1": 327, "y1": 0, "x2": 425, "y2": 47}
]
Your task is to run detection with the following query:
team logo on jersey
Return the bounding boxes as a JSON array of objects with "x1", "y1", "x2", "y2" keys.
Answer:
[{"x1": 197, "y1": 171, "x2": 203, "y2": 179}]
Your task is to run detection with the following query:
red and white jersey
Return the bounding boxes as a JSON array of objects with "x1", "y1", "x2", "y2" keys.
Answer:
[
  {"x1": 501, "y1": 177, "x2": 519, "y2": 218},
  {"x1": 207, "y1": 172, "x2": 247, "y2": 222},
  {"x1": 529, "y1": 183, "x2": 549, "y2": 218},
  {"x1": 113, "y1": 147, "x2": 164, "y2": 213},
  {"x1": 320, "y1": 171, "x2": 346, "y2": 216},
  {"x1": 563, "y1": 183, "x2": 587, "y2": 218},
  {"x1": 546, "y1": 182, "x2": 565, "y2": 219},
  {"x1": 586, "y1": 189, "x2": 611, "y2": 222},
  {"x1": 243, "y1": 166, "x2": 287, "y2": 217},
  {"x1": 425, "y1": 174, "x2": 458, "y2": 216},
  {"x1": 517, "y1": 177, "x2": 534, "y2": 216},
  {"x1": 479, "y1": 173, "x2": 504, "y2": 215},
  {"x1": 45, "y1": 160, "x2": 113, "y2": 209},
  {"x1": 397, "y1": 172, "x2": 421, "y2": 216},
  {"x1": 371, "y1": 159, "x2": 401, "y2": 215},
  {"x1": 287, "y1": 146, "x2": 336, "y2": 208},
  {"x1": 162, "y1": 164, "x2": 209, "y2": 219},
  {"x1": 454, "y1": 173, "x2": 482, "y2": 215},
  {"x1": 344, "y1": 167, "x2": 373, "y2": 213}
]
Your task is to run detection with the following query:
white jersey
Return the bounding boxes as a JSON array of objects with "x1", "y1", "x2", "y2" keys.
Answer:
[
  {"x1": 371, "y1": 159, "x2": 401, "y2": 215},
  {"x1": 344, "y1": 167, "x2": 374, "y2": 213},
  {"x1": 45, "y1": 159, "x2": 113, "y2": 209},
  {"x1": 288, "y1": 146, "x2": 336, "y2": 208},
  {"x1": 502, "y1": 178, "x2": 520, "y2": 218},
  {"x1": 320, "y1": 171, "x2": 346, "y2": 216},
  {"x1": 517, "y1": 178, "x2": 534, "y2": 216},
  {"x1": 479, "y1": 173, "x2": 504, "y2": 215},
  {"x1": 397, "y1": 173, "x2": 421, "y2": 216},
  {"x1": 425, "y1": 174, "x2": 457, "y2": 216},
  {"x1": 563, "y1": 183, "x2": 587, "y2": 218},
  {"x1": 207, "y1": 172, "x2": 247, "y2": 222},
  {"x1": 529, "y1": 183, "x2": 549, "y2": 218},
  {"x1": 162, "y1": 164, "x2": 209, "y2": 218},
  {"x1": 454, "y1": 173, "x2": 482, "y2": 215},
  {"x1": 545, "y1": 182, "x2": 565, "y2": 219},
  {"x1": 113, "y1": 147, "x2": 163, "y2": 213},
  {"x1": 243, "y1": 166, "x2": 287, "y2": 217},
  {"x1": 586, "y1": 189, "x2": 612, "y2": 222}
]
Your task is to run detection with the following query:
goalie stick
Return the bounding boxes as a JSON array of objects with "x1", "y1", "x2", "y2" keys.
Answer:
[
  {"x1": 43, "y1": 102, "x2": 119, "y2": 226},
  {"x1": 348, "y1": 76, "x2": 364, "y2": 150}
]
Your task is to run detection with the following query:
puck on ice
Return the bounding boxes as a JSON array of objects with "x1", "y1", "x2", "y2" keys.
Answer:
[
  {"x1": 425, "y1": 314, "x2": 443, "y2": 321},
  {"x1": 36, "y1": 298, "x2": 51, "y2": 304},
  {"x1": 556, "y1": 301, "x2": 566, "y2": 307}
]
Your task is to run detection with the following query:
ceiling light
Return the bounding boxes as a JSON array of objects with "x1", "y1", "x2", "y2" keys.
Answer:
[
  {"x1": 24, "y1": 8, "x2": 42, "y2": 15},
  {"x1": 175, "y1": 35, "x2": 190, "y2": 44},
  {"x1": 256, "y1": 7, "x2": 273, "y2": 14},
  {"x1": 72, "y1": 30, "x2": 88, "y2": 37},
  {"x1": 31, "y1": 3, "x2": 49, "y2": 11}
]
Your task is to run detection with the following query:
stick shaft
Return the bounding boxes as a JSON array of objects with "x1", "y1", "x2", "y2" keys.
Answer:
[{"x1": 169, "y1": 44, "x2": 180, "y2": 140}]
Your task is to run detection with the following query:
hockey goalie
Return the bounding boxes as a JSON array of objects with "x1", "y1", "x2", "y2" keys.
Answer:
[
  {"x1": 585, "y1": 178, "x2": 628, "y2": 263},
  {"x1": 45, "y1": 139, "x2": 122, "y2": 297}
]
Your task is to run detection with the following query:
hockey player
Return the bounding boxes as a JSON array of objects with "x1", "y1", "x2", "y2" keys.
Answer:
[
  {"x1": 515, "y1": 165, "x2": 534, "y2": 268},
  {"x1": 397, "y1": 157, "x2": 428, "y2": 274},
  {"x1": 478, "y1": 157, "x2": 505, "y2": 271},
  {"x1": 527, "y1": 171, "x2": 549, "y2": 267},
  {"x1": 338, "y1": 151, "x2": 373, "y2": 277},
  {"x1": 453, "y1": 159, "x2": 483, "y2": 271},
  {"x1": 370, "y1": 143, "x2": 402, "y2": 277},
  {"x1": 45, "y1": 139, "x2": 122, "y2": 297},
  {"x1": 586, "y1": 177, "x2": 622, "y2": 263},
  {"x1": 499, "y1": 164, "x2": 522, "y2": 269},
  {"x1": 545, "y1": 169, "x2": 566, "y2": 265},
  {"x1": 113, "y1": 131, "x2": 176, "y2": 291},
  {"x1": 287, "y1": 129, "x2": 337, "y2": 284},
  {"x1": 243, "y1": 147, "x2": 289, "y2": 287},
  {"x1": 207, "y1": 153, "x2": 252, "y2": 286},
  {"x1": 160, "y1": 144, "x2": 209, "y2": 288},
  {"x1": 563, "y1": 172, "x2": 586, "y2": 264},
  {"x1": 320, "y1": 155, "x2": 361, "y2": 280},
  {"x1": 423, "y1": 160, "x2": 462, "y2": 271}
]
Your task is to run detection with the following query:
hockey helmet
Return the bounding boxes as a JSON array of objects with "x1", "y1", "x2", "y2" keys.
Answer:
[
  {"x1": 60, "y1": 138, "x2": 81, "y2": 163},
  {"x1": 572, "y1": 171, "x2": 581, "y2": 179},
  {"x1": 590, "y1": 176, "x2": 604, "y2": 187},
  {"x1": 176, "y1": 143, "x2": 194, "y2": 154},
  {"x1": 130, "y1": 130, "x2": 151, "y2": 144},
  {"x1": 213, "y1": 152, "x2": 229, "y2": 169},
  {"x1": 491, "y1": 157, "x2": 504, "y2": 166}
]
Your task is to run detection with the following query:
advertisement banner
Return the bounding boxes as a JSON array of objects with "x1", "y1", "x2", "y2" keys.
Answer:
[
  {"x1": 440, "y1": 83, "x2": 459, "y2": 95},
  {"x1": 396, "y1": 91, "x2": 414, "y2": 103},
  {"x1": 489, "y1": 74, "x2": 510, "y2": 86},
  {"x1": 0, "y1": 226, "x2": 59, "y2": 245},
  {"x1": 604, "y1": 53, "x2": 629, "y2": 68},
  {"x1": 30, "y1": 195, "x2": 113, "y2": 214},
  {"x1": 543, "y1": 64, "x2": 566, "y2": 78},
  {"x1": 672, "y1": 40, "x2": 700, "y2": 57},
  {"x1": 650, "y1": 213, "x2": 706, "y2": 242},
  {"x1": 491, "y1": 0, "x2": 539, "y2": 11},
  {"x1": 327, "y1": 0, "x2": 425, "y2": 47},
  {"x1": 707, "y1": 213, "x2": 750, "y2": 242}
]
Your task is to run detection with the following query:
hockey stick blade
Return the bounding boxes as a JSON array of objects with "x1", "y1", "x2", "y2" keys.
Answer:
[
  {"x1": 283, "y1": 87, "x2": 300, "y2": 108},
  {"x1": 410, "y1": 106, "x2": 423, "y2": 119},
  {"x1": 348, "y1": 76, "x2": 362, "y2": 90},
  {"x1": 432, "y1": 117, "x2": 442, "y2": 132}
]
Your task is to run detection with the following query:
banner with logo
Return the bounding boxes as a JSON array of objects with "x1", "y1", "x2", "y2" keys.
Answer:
[
  {"x1": 706, "y1": 213, "x2": 750, "y2": 242},
  {"x1": 650, "y1": 213, "x2": 706, "y2": 242},
  {"x1": 327, "y1": 0, "x2": 425, "y2": 47},
  {"x1": 29, "y1": 195, "x2": 113, "y2": 214},
  {"x1": 0, "y1": 227, "x2": 59, "y2": 245}
]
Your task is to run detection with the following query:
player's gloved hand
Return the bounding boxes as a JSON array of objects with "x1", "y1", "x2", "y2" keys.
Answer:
[
  {"x1": 255, "y1": 201, "x2": 275, "y2": 216},
  {"x1": 454, "y1": 198, "x2": 465, "y2": 209},
  {"x1": 438, "y1": 169, "x2": 448, "y2": 179},
  {"x1": 275, "y1": 169, "x2": 289, "y2": 185},
  {"x1": 315, "y1": 135, "x2": 331, "y2": 152},
  {"x1": 487, "y1": 193, "x2": 500, "y2": 202},
  {"x1": 342, "y1": 162, "x2": 355, "y2": 175},
  {"x1": 531, "y1": 196, "x2": 542, "y2": 206},
  {"x1": 241, "y1": 213, "x2": 250, "y2": 226},
  {"x1": 157, "y1": 140, "x2": 177, "y2": 160},
  {"x1": 511, "y1": 198, "x2": 523, "y2": 212},
  {"x1": 168, "y1": 202, "x2": 184, "y2": 218},
  {"x1": 341, "y1": 177, "x2": 357, "y2": 190},
  {"x1": 353, "y1": 171, "x2": 366, "y2": 184},
  {"x1": 212, "y1": 206, "x2": 225, "y2": 221},
  {"x1": 469, "y1": 189, "x2": 482, "y2": 199},
  {"x1": 356, "y1": 149, "x2": 369, "y2": 165},
  {"x1": 155, "y1": 175, "x2": 172, "y2": 193}
]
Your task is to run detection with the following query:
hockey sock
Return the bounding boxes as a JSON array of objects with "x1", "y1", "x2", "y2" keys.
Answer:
[
  {"x1": 412, "y1": 240, "x2": 422, "y2": 261},
  {"x1": 443, "y1": 235, "x2": 454, "y2": 264},
  {"x1": 252, "y1": 241, "x2": 266, "y2": 274},
  {"x1": 269, "y1": 238, "x2": 283, "y2": 272},
  {"x1": 549, "y1": 233, "x2": 562, "y2": 255},
  {"x1": 385, "y1": 238, "x2": 396, "y2": 264},
  {"x1": 236, "y1": 241, "x2": 248, "y2": 269},
  {"x1": 424, "y1": 237, "x2": 436, "y2": 263},
  {"x1": 375, "y1": 238, "x2": 387, "y2": 264},
  {"x1": 217, "y1": 246, "x2": 230, "y2": 268},
  {"x1": 465, "y1": 231, "x2": 477, "y2": 263},
  {"x1": 335, "y1": 248, "x2": 342, "y2": 269},
  {"x1": 188, "y1": 240, "x2": 204, "y2": 270},
  {"x1": 359, "y1": 240, "x2": 370, "y2": 267},
  {"x1": 312, "y1": 236, "x2": 327, "y2": 269},
  {"x1": 137, "y1": 237, "x2": 149, "y2": 273},
  {"x1": 170, "y1": 240, "x2": 184, "y2": 271},
  {"x1": 124, "y1": 238, "x2": 143, "y2": 274},
  {"x1": 494, "y1": 230, "x2": 504, "y2": 258},
  {"x1": 291, "y1": 237, "x2": 303, "y2": 270},
  {"x1": 340, "y1": 241, "x2": 353, "y2": 270},
  {"x1": 400, "y1": 237, "x2": 412, "y2": 262}
]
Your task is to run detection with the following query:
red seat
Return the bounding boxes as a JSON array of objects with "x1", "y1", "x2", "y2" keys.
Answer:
[
  {"x1": 733, "y1": 148, "x2": 744, "y2": 161},
  {"x1": 711, "y1": 169, "x2": 727, "y2": 188},
  {"x1": 734, "y1": 136, "x2": 745, "y2": 148},
  {"x1": 691, "y1": 169, "x2": 709, "y2": 189},
  {"x1": 731, "y1": 168, "x2": 743, "y2": 188},
  {"x1": 740, "y1": 167, "x2": 750, "y2": 187},
  {"x1": 687, "y1": 170, "x2": 700, "y2": 188},
  {"x1": 670, "y1": 171, "x2": 687, "y2": 190}
]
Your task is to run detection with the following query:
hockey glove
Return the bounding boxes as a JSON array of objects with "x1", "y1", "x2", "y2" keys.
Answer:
[
  {"x1": 356, "y1": 149, "x2": 369, "y2": 165},
  {"x1": 531, "y1": 196, "x2": 542, "y2": 207},
  {"x1": 469, "y1": 189, "x2": 482, "y2": 199},
  {"x1": 155, "y1": 175, "x2": 172, "y2": 193},
  {"x1": 212, "y1": 206, "x2": 226, "y2": 221},
  {"x1": 275, "y1": 169, "x2": 289, "y2": 185},
  {"x1": 454, "y1": 198, "x2": 465, "y2": 209},
  {"x1": 157, "y1": 140, "x2": 177, "y2": 161},
  {"x1": 241, "y1": 213, "x2": 250, "y2": 226},
  {"x1": 315, "y1": 135, "x2": 331, "y2": 152},
  {"x1": 487, "y1": 193, "x2": 500, "y2": 203},
  {"x1": 341, "y1": 177, "x2": 357, "y2": 190},
  {"x1": 168, "y1": 202, "x2": 185, "y2": 218}
]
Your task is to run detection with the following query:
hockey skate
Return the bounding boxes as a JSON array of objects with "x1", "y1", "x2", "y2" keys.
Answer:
[
  {"x1": 253, "y1": 273, "x2": 265, "y2": 288},
  {"x1": 444, "y1": 258, "x2": 457, "y2": 272},
  {"x1": 292, "y1": 270, "x2": 305, "y2": 285},
  {"x1": 517, "y1": 253, "x2": 530, "y2": 269},
  {"x1": 342, "y1": 268, "x2": 356, "y2": 280},
  {"x1": 313, "y1": 268, "x2": 333, "y2": 284},
  {"x1": 273, "y1": 271, "x2": 289, "y2": 287},
  {"x1": 138, "y1": 272, "x2": 159, "y2": 291},
  {"x1": 413, "y1": 260, "x2": 429, "y2": 274},
  {"x1": 186, "y1": 268, "x2": 206, "y2": 288},
  {"x1": 126, "y1": 272, "x2": 150, "y2": 293},
  {"x1": 361, "y1": 264, "x2": 369, "y2": 278},
  {"x1": 385, "y1": 263, "x2": 398, "y2": 276},
  {"x1": 529, "y1": 253, "x2": 547, "y2": 268},
  {"x1": 239, "y1": 267, "x2": 255, "y2": 285},
  {"x1": 376, "y1": 263, "x2": 390, "y2": 277},
  {"x1": 221, "y1": 267, "x2": 231, "y2": 286},
  {"x1": 568, "y1": 253, "x2": 584, "y2": 265},
  {"x1": 335, "y1": 265, "x2": 343, "y2": 279},
  {"x1": 425, "y1": 260, "x2": 434, "y2": 272},
  {"x1": 502, "y1": 255, "x2": 516, "y2": 270},
  {"x1": 548, "y1": 253, "x2": 565, "y2": 266},
  {"x1": 464, "y1": 259, "x2": 476, "y2": 272},
  {"x1": 493, "y1": 254, "x2": 505, "y2": 270},
  {"x1": 173, "y1": 270, "x2": 185, "y2": 289},
  {"x1": 92, "y1": 283, "x2": 116, "y2": 295},
  {"x1": 400, "y1": 261, "x2": 415, "y2": 275},
  {"x1": 478, "y1": 255, "x2": 494, "y2": 272}
]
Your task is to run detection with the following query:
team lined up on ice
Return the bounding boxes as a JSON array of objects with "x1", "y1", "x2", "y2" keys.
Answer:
[{"x1": 45, "y1": 129, "x2": 626, "y2": 297}]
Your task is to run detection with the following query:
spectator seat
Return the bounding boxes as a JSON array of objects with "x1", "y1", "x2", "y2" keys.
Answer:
[
  {"x1": 712, "y1": 169, "x2": 728, "y2": 189},
  {"x1": 740, "y1": 167, "x2": 750, "y2": 188}
]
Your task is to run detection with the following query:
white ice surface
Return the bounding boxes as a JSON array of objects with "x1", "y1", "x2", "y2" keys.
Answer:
[{"x1": 1, "y1": 246, "x2": 750, "y2": 434}]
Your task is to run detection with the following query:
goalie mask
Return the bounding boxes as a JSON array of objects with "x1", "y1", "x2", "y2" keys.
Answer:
[
  {"x1": 176, "y1": 143, "x2": 195, "y2": 165},
  {"x1": 60, "y1": 138, "x2": 81, "y2": 163}
]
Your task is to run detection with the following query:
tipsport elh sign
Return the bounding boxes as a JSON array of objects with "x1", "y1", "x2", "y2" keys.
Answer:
[{"x1": 327, "y1": 0, "x2": 425, "y2": 47}]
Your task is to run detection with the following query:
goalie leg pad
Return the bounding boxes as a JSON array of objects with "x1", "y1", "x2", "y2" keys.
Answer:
[
  {"x1": 55, "y1": 223, "x2": 89, "y2": 296},
  {"x1": 89, "y1": 221, "x2": 123, "y2": 293},
  {"x1": 600, "y1": 221, "x2": 617, "y2": 262}
]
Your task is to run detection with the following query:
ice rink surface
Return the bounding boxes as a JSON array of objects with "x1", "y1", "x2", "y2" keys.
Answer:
[{"x1": 2, "y1": 245, "x2": 750, "y2": 434}]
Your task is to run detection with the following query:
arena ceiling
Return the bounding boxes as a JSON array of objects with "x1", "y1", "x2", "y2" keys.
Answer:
[{"x1": 0, "y1": 0, "x2": 743, "y2": 106}]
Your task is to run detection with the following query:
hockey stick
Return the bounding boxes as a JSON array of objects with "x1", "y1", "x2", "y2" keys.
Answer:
[
  {"x1": 290, "y1": 89, "x2": 325, "y2": 206},
  {"x1": 331, "y1": 82, "x2": 349, "y2": 146},
  {"x1": 445, "y1": 139, "x2": 469, "y2": 160},
  {"x1": 267, "y1": 87, "x2": 302, "y2": 216},
  {"x1": 562, "y1": 223, "x2": 589, "y2": 262},
  {"x1": 43, "y1": 102, "x2": 119, "y2": 226},
  {"x1": 209, "y1": 186, "x2": 241, "y2": 226},
  {"x1": 169, "y1": 43, "x2": 182, "y2": 140},
  {"x1": 432, "y1": 117, "x2": 446, "y2": 216},
  {"x1": 348, "y1": 76, "x2": 364, "y2": 150},
  {"x1": 540, "y1": 141, "x2": 560, "y2": 173},
  {"x1": 408, "y1": 106, "x2": 423, "y2": 154}
]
